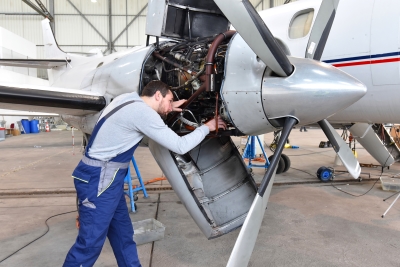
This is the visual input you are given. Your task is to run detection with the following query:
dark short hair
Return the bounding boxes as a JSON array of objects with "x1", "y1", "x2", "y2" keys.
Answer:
[{"x1": 141, "y1": 80, "x2": 171, "y2": 97}]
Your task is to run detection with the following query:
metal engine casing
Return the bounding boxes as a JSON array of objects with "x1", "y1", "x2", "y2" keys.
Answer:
[{"x1": 149, "y1": 136, "x2": 257, "y2": 239}]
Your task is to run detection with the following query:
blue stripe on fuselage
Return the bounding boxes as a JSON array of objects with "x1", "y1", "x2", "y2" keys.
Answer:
[{"x1": 323, "y1": 51, "x2": 400, "y2": 64}]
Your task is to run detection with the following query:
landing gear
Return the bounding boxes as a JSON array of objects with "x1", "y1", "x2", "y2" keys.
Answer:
[
  {"x1": 280, "y1": 154, "x2": 291, "y2": 173},
  {"x1": 317, "y1": 166, "x2": 333, "y2": 182},
  {"x1": 243, "y1": 135, "x2": 291, "y2": 174},
  {"x1": 268, "y1": 153, "x2": 291, "y2": 174}
]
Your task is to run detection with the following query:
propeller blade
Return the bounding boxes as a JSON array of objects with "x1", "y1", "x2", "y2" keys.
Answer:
[
  {"x1": 227, "y1": 117, "x2": 297, "y2": 267},
  {"x1": 213, "y1": 0, "x2": 293, "y2": 77},
  {"x1": 226, "y1": 191, "x2": 272, "y2": 267},
  {"x1": 318, "y1": 119, "x2": 361, "y2": 178},
  {"x1": 304, "y1": 0, "x2": 360, "y2": 178},
  {"x1": 306, "y1": 0, "x2": 340, "y2": 60}
]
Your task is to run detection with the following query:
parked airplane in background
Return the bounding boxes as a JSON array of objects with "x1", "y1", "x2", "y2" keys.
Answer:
[
  {"x1": 2, "y1": 0, "x2": 395, "y2": 265},
  {"x1": 261, "y1": 0, "x2": 400, "y2": 167}
]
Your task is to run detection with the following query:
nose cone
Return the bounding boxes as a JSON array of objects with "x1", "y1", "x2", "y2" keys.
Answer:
[{"x1": 262, "y1": 57, "x2": 366, "y2": 125}]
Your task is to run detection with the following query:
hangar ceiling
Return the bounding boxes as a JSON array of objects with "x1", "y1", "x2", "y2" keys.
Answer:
[{"x1": 0, "y1": 0, "x2": 290, "y2": 79}]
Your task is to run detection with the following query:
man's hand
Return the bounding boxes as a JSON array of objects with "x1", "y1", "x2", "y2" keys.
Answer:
[
  {"x1": 204, "y1": 116, "x2": 227, "y2": 131},
  {"x1": 172, "y1": 99, "x2": 187, "y2": 112}
]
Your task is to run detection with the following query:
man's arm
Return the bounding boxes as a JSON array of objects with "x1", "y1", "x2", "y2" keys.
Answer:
[
  {"x1": 135, "y1": 109, "x2": 226, "y2": 154},
  {"x1": 172, "y1": 99, "x2": 186, "y2": 112}
]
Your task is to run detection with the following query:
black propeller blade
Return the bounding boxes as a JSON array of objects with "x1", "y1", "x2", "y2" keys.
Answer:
[
  {"x1": 226, "y1": 117, "x2": 297, "y2": 267},
  {"x1": 213, "y1": 0, "x2": 293, "y2": 77}
]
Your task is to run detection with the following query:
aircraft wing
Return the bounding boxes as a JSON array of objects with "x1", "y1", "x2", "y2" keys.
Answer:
[
  {"x1": 0, "y1": 59, "x2": 70, "y2": 69},
  {"x1": 0, "y1": 109, "x2": 58, "y2": 116},
  {"x1": 0, "y1": 82, "x2": 106, "y2": 116}
]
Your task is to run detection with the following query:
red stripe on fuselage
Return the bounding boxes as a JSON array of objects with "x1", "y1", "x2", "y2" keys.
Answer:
[{"x1": 333, "y1": 57, "x2": 400, "y2": 67}]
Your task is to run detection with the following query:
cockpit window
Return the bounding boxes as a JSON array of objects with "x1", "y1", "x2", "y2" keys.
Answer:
[{"x1": 289, "y1": 9, "x2": 314, "y2": 39}]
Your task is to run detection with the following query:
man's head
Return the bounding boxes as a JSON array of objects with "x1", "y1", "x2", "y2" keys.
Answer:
[{"x1": 141, "y1": 81, "x2": 173, "y2": 118}]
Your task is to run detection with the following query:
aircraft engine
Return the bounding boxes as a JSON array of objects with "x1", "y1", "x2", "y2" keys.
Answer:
[{"x1": 140, "y1": 33, "x2": 240, "y2": 137}]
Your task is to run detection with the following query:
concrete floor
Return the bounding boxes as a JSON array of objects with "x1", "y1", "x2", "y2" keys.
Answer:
[{"x1": 0, "y1": 129, "x2": 400, "y2": 266}]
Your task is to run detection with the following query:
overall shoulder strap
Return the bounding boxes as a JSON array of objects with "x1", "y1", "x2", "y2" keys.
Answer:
[{"x1": 85, "y1": 100, "x2": 137, "y2": 156}]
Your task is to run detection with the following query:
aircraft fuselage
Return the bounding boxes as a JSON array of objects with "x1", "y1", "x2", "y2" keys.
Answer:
[{"x1": 261, "y1": 0, "x2": 400, "y2": 124}]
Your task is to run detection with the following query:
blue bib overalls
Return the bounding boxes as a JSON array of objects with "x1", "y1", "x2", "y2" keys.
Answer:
[{"x1": 64, "y1": 101, "x2": 142, "y2": 267}]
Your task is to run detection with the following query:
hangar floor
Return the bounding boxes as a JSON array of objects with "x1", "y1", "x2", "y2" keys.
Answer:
[{"x1": 0, "y1": 129, "x2": 400, "y2": 266}]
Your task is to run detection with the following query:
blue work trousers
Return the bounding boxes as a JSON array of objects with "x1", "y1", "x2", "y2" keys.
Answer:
[{"x1": 63, "y1": 161, "x2": 141, "y2": 267}]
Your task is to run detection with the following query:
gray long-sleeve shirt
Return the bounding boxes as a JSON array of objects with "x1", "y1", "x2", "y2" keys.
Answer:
[{"x1": 88, "y1": 92, "x2": 209, "y2": 161}]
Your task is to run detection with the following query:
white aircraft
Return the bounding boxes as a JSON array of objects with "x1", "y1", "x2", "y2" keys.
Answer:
[
  {"x1": 260, "y1": 0, "x2": 400, "y2": 167},
  {"x1": 0, "y1": 0, "x2": 378, "y2": 266}
]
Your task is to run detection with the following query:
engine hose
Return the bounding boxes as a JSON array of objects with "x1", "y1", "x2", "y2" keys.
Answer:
[
  {"x1": 166, "y1": 32, "x2": 235, "y2": 124},
  {"x1": 205, "y1": 30, "x2": 236, "y2": 92},
  {"x1": 178, "y1": 115, "x2": 200, "y2": 128}
]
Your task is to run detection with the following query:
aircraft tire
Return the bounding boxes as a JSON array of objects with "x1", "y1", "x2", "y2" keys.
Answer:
[{"x1": 281, "y1": 154, "x2": 291, "y2": 173}]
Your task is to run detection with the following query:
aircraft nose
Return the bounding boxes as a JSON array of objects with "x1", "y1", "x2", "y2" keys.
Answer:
[{"x1": 262, "y1": 57, "x2": 367, "y2": 126}]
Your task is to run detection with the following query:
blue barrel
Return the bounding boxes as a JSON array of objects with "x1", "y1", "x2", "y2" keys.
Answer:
[
  {"x1": 21, "y1": 119, "x2": 30, "y2": 134},
  {"x1": 29, "y1": 119, "x2": 40, "y2": 133}
]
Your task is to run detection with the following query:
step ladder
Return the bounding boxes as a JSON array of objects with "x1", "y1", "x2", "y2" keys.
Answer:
[
  {"x1": 242, "y1": 136, "x2": 270, "y2": 170},
  {"x1": 124, "y1": 156, "x2": 148, "y2": 213}
]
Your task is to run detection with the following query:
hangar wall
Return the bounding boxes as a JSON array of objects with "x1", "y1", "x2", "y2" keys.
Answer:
[{"x1": 0, "y1": 0, "x2": 290, "y2": 79}]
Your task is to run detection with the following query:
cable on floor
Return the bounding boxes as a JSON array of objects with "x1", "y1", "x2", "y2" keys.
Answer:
[
  {"x1": 330, "y1": 146, "x2": 393, "y2": 197},
  {"x1": 291, "y1": 163, "x2": 384, "y2": 198},
  {"x1": 132, "y1": 177, "x2": 167, "y2": 189},
  {"x1": 291, "y1": 167, "x2": 317, "y2": 178},
  {"x1": 283, "y1": 150, "x2": 334, "y2": 157},
  {"x1": 0, "y1": 210, "x2": 77, "y2": 263},
  {"x1": 330, "y1": 178, "x2": 381, "y2": 197}
]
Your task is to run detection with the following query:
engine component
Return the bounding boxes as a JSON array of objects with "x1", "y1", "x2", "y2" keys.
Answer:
[
  {"x1": 170, "y1": 52, "x2": 191, "y2": 64},
  {"x1": 141, "y1": 32, "x2": 237, "y2": 136}
]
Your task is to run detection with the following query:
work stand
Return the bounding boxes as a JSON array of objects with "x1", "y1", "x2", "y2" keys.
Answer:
[
  {"x1": 242, "y1": 136, "x2": 270, "y2": 170},
  {"x1": 124, "y1": 156, "x2": 149, "y2": 213}
]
